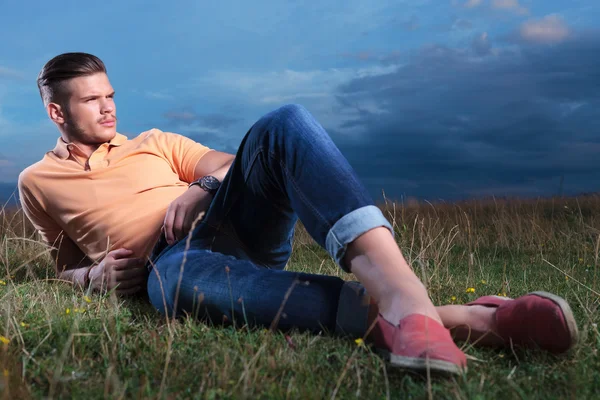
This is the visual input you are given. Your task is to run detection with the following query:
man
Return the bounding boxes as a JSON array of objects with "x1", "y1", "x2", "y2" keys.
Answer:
[{"x1": 19, "y1": 53, "x2": 578, "y2": 376}]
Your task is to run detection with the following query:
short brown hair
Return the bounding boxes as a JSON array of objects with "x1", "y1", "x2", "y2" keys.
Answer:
[{"x1": 37, "y1": 52, "x2": 107, "y2": 107}]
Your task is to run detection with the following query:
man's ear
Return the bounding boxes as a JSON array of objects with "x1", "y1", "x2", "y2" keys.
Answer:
[{"x1": 47, "y1": 102, "x2": 66, "y2": 124}]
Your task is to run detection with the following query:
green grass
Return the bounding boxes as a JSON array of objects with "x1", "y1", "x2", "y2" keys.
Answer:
[{"x1": 1, "y1": 195, "x2": 600, "y2": 399}]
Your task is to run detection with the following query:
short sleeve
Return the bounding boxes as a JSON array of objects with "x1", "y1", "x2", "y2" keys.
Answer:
[
  {"x1": 18, "y1": 170, "x2": 64, "y2": 248},
  {"x1": 153, "y1": 130, "x2": 214, "y2": 183},
  {"x1": 18, "y1": 170, "x2": 91, "y2": 274}
]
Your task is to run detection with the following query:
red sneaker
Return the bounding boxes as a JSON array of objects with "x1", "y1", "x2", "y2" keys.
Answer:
[
  {"x1": 369, "y1": 313, "x2": 468, "y2": 375},
  {"x1": 467, "y1": 291, "x2": 579, "y2": 354}
]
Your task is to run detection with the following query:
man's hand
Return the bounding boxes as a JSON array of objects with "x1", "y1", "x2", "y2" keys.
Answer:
[
  {"x1": 163, "y1": 186, "x2": 212, "y2": 245},
  {"x1": 88, "y1": 248, "x2": 147, "y2": 295}
]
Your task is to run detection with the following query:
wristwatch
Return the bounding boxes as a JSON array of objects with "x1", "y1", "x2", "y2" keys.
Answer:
[{"x1": 189, "y1": 175, "x2": 221, "y2": 196}]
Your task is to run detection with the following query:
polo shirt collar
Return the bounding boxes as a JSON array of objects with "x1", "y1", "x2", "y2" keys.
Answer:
[{"x1": 52, "y1": 133, "x2": 128, "y2": 160}]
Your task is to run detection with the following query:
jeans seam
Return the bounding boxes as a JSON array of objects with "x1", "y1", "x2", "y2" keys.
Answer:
[
  {"x1": 217, "y1": 147, "x2": 274, "y2": 268},
  {"x1": 223, "y1": 145, "x2": 318, "y2": 269},
  {"x1": 267, "y1": 149, "x2": 332, "y2": 235}
]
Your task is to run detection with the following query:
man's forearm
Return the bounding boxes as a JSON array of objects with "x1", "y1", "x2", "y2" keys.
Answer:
[
  {"x1": 209, "y1": 160, "x2": 234, "y2": 182},
  {"x1": 193, "y1": 154, "x2": 235, "y2": 183}
]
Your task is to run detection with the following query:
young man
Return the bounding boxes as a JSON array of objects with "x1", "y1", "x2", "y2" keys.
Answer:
[{"x1": 19, "y1": 53, "x2": 578, "y2": 376}]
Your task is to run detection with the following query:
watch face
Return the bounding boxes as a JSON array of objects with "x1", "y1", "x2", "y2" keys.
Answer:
[{"x1": 203, "y1": 176, "x2": 220, "y2": 189}]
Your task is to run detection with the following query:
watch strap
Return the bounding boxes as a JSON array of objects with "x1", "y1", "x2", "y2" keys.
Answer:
[{"x1": 189, "y1": 176, "x2": 220, "y2": 196}]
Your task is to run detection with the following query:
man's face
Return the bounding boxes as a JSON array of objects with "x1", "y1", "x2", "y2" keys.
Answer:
[{"x1": 60, "y1": 72, "x2": 117, "y2": 145}]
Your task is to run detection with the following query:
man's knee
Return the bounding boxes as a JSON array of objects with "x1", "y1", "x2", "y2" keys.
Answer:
[
  {"x1": 276, "y1": 103, "x2": 310, "y2": 119},
  {"x1": 262, "y1": 103, "x2": 312, "y2": 127}
]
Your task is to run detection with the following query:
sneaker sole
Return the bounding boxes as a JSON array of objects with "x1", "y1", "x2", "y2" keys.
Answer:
[
  {"x1": 529, "y1": 291, "x2": 580, "y2": 350},
  {"x1": 377, "y1": 349, "x2": 467, "y2": 376}
]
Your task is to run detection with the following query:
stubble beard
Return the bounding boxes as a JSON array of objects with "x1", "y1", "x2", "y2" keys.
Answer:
[{"x1": 63, "y1": 106, "x2": 111, "y2": 145}]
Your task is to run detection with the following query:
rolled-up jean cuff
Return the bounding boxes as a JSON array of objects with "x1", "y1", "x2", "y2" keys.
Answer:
[
  {"x1": 325, "y1": 205, "x2": 394, "y2": 272},
  {"x1": 335, "y1": 281, "x2": 371, "y2": 337}
]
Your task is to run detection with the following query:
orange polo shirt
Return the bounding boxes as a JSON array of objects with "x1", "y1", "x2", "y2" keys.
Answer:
[{"x1": 18, "y1": 129, "x2": 213, "y2": 264}]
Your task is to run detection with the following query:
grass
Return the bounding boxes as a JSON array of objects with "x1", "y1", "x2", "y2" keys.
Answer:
[{"x1": 1, "y1": 194, "x2": 600, "y2": 399}]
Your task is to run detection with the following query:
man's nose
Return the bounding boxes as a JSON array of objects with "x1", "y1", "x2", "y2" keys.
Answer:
[{"x1": 101, "y1": 99, "x2": 115, "y2": 114}]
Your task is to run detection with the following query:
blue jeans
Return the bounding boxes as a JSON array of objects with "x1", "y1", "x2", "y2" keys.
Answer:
[{"x1": 147, "y1": 104, "x2": 394, "y2": 336}]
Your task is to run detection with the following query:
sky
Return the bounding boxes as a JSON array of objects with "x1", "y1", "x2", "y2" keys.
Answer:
[{"x1": 0, "y1": 0, "x2": 599, "y2": 203}]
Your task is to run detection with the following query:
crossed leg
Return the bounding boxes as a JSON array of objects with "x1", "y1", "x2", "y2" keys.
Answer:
[{"x1": 147, "y1": 104, "x2": 577, "y2": 375}]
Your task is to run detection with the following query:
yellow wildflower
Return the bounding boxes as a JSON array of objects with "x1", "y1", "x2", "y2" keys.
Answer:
[
  {"x1": 0, "y1": 335, "x2": 10, "y2": 345},
  {"x1": 451, "y1": 296, "x2": 457, "y2": 302},
  {"x1": 481, "y1": 280, "x2": 487, "y2": 285},
  {"x1": 579, "y1": 258, "x2": 584, "y2": 263},
  {"x1": 355, "y1": 338, "x2": 365, "y2": 347},
  {"x1": 565, "y1": 276, "x2": 569, "y2": 281},
  {"x1": 20, "y1": 322, "x2": 29, "y2": 328},
  {"x1": 83, "y1": 296, "x2": 92, "y2": 303},
  {"x1": 65, "y1": 308, "x2": 71, "y2": 315},
  {"x1": 466, "y1": 287, "x2": 475, "y2": 293},
  {"x1": 0, "y1": 280, "x2": 6, "y2": 286}
]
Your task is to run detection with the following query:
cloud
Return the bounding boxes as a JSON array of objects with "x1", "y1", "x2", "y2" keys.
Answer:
[
  {"x1": 520, "y1": 14, "x2": 571, "y2": 44},
  {"x1": 163, "y1": 110, "x2": 242, "y2": 129},
  {"x1": 380, "y1": 51, "x2": 403, "y2": 65},
  {"x1": 0, "y1": 105, "x2": 56, "y2": 183},
  {"x1": 328, "y1": 0, "x2": 428, "y2": 32},
  {"x1": 452, "y1": 18, "x2": 473, "y2": 31},
  {"x1": 491, "y1": 0, "x2": 529, "y2": 15},
  {"x1": 0, "y1": 157, "x2": 17, "y2": 187},
  {"x1": 339, "y1": 50, "x2": 402, "y2": 64},
  {"x1": 161, "y1": 110, "x2": 243, "y2": 153},
  {"x1": 192, "y1": 65, "x2": 400, "y2": 135},
  {"x1": 472, "y1": 32, "x2": 492, "y2": 55},
  {"x1": 163, "y1": 111, "x2": 197, "y2": 122},
  {"x1": 330, "y1": 33, "x2": 600, "y2": 200},
  {"x1": 196, "y1": 66, "x2": 400, "y2": 100},
  {"x1": 400, "y1": 15, "x2": 419, "y2": 31},
  {"x1": 463, "y1": 0, "x2": 482, "y2": 8},
  {"x1": 181, "y1": 131, "x2": 239, "y2": 155},
  {"x1": 145, "y1": 91, "x2": 173, "y2": 100},
  {"x1": 200, "y1": 114, "x2": 243, "y2": 129},
  {"x1": 339, "y1": 51, "x2": 376, "y2": 62},
  {"x1": 0, "y1": 66, "x2": 24, "y2": 80}
]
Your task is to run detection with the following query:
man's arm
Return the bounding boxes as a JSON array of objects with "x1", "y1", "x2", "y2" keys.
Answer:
[
  {"x1": 192, "y1": 150, "x2": 235, "y2": 182},
  {"x1": 53, "y1": 236, "x2": 147, "y2": 294},
  {"x1": 52, "y1": 234, "x2": 95, "y2": 288},
  {"x1": 18, "y1": 174, "x2": 96, "y2": 287},
  {"x1": 162, "y1": 150, "x2": 235, "y2": 245}
]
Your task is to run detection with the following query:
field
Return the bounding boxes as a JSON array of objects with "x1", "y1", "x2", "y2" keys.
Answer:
[{"x1": 1, "y1": 194, "x2": 599, "y2": 399}]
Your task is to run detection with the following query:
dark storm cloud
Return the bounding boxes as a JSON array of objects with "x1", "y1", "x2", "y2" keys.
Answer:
[{"x1": 329, "y1": 33, "x2": 600, "y2": 201}]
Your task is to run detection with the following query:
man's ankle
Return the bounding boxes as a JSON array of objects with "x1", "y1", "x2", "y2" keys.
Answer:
[{"x1": 377, "y1": 291, "x2": 443, "y2": 327}]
